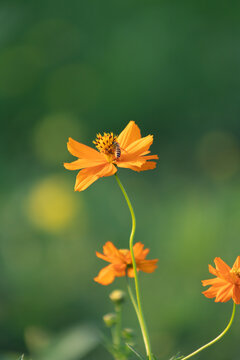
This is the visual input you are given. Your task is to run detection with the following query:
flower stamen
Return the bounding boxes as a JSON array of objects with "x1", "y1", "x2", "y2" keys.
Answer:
[
  {"x1": 93, "y1": 132, "x2": 118, "y2": 156},
  {"x1": 231, "y1": 267, "x2": 240, "y2": 278}
]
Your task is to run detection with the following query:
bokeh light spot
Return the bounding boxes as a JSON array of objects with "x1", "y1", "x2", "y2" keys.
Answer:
[
  {"x1": 0, "y1": 45, "x2": 44, "y2": 97},
  {"x1": 197, "y1": 131, "x2": 240, "y2": 181},
  {"x1": 25, "y1": 175, "x2": 78, "y2": 233},
  {"x1": 33, "y1": 113, "x2": 83, "y2": 166}
]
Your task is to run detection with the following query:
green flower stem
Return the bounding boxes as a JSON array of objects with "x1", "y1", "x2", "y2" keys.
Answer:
[
  {"x1": 125, "y1": 275, "x2": 142, "y2": 329},
  {"x1": 125, "y1": 275, "x2": 151, "y2": 360},
  {"x1": 114, "y1": 304, "x2": 122, "y2": 348},
  {"x1": 182, "y1": 302, "x2": 236, "y2": 360},
  {"x1": 111, "y1": 306, "x2": 123, "y2": 360},
  {"x1": 115, "y1": 173, "x2": 153, "y2": 360}
]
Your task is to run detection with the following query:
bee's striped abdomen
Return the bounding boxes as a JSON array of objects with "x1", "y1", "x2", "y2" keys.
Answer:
[{"x1": 113, "y1": 142, "x2": 121, "y2": 159}]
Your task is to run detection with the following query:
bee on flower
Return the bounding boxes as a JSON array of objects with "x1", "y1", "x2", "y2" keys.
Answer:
[
  {"x1": 64, "y1": 121, "x2": 158, "y2": 191},
  {"x1": 112, "y1": 141, "x2": 122, "y2": 159}
]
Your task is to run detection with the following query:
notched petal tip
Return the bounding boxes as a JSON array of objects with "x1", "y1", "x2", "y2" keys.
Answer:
[{"x1": 139, "y1": 161, "x2": 157, "y2": 171}]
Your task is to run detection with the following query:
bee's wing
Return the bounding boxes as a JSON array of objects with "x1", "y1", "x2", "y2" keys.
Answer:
[{"x1": 120, "y1": 146, "x2": 128, "y2": 154}]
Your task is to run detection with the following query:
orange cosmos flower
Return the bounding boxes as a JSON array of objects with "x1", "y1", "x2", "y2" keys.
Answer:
[
  {"x1": 94, "y1": 241, "x2": 158, "y2": 285},
  {"x1": 64, "y1": 121, "x2": 158, "y2": 191},
  {"x1": 202, "y1": 256, "x2": 240, "y2": 304}
]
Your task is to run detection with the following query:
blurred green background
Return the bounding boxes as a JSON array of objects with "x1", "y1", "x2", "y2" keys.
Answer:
[{"x1": 0, "y1": 0, "x2": 240, "y2": 359}]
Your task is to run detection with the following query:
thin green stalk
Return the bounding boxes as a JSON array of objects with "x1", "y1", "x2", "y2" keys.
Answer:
[
  {"x1": 111, "y1": 305, "x2": 122, "y2": 360},
  {"x1": 115, "y1": 173, "x2": 153, "y2": 360},
  {"x1": 182, "y1": 302, "x2": 236, "y2": 360},
  {"x1": 114, "y1": 305, "x2": 122, "y2": 348},
  {"x1": 125, "y1": 275, "x2": 143, "y2": 333}
]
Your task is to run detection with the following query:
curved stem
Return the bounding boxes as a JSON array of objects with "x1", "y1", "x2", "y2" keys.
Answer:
[
  {"x1": 182, "y1": 302, "x2": 236, "y2": 360},
  {"x1": 115, "y1": 173, "x2": 153, "y2": 360}
]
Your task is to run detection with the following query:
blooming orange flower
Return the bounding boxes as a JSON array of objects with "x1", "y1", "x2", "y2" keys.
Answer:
[
  {"x1": 64, "y1": 121, "x2": 158, "y2": 191},
  {"x1": 202, "y1": 256, "x2": 240, "y2": 304},
  {"x1": 94, "y1": 241, "x2": 158, "y2": 285}
]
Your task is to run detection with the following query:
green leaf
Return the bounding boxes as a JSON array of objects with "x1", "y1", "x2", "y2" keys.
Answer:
[
  {"x1": 125, "y1": 343, "x2": 145, "y2": 360},
  {"x1": 169, "y1": 354, "x2": 184, "y2": 360},
  {"x1": 0, "y1": 355, "x2": 25, "y2": 360},
  {"x1": 28, "y1": 324, "x2": 100, "y2": 360}
]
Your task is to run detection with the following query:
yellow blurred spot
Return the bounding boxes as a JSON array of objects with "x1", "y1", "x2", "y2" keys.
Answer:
[
  {"x1": 26, "y1": 175, "x2": 78, "y2": 232},
  {"x1": 197, "y1": 131, "x2": 240, "y2": 181},
  {"x1": 33, "y1": 113, "x2": 83, "y2": 165}
]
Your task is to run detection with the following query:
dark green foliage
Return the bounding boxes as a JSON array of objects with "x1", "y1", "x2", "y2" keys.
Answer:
[{"x1": 0, "y1": 1, "x2": 240, "y2": 360}]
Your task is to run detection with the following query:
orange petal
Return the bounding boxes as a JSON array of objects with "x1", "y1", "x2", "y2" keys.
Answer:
[
  {"x1": 113, "y1": 263, "x2": 127, "y2": 277},
  {"x1": 117, "y1": 161, "x2": 144, "y2": 170},
  {"x1": 119, "y1": 249, "x2": 129, "y2": 257},
  {"x1": 75, "y1": 170, "x2": 99, "y2": 191},
  {"x1": 142, "y1": 155, "x2": 159, "y2": 160},
  {"x1": 208, "y1": 264, "x2": 218, "y2": 276},
  {"x1": 138, "y1": 161, "x2": 157, "y2": 171},
  {"x1": 117, "y1": 161, "x2": 156, "y2": 172},
  {"x1": 137, "y1": 259, "x2": 158, "y2": 273},
  {"x1": 216, "y1": 291, "x2": 232, "y2": 303},
  {"x1": 125, "y1": 135, "x2": 153, "y2": 156},
  {"x1": 232, "y1": 256, "x2": 240, "y2": 271},
  {"x1": 214, "y1": 257, "x2": 232, "y2": 282},
  {"x1": 127, "y1": 267, "x2": 138, "y2": 277},
  {"x1": 202, "y1": 287, "x2": 219, "y2": 299},
  {"x1": 117, "y1": 152, "x2": 157, "y2": 169},
  {"x1": 103, "y1": 242, "x2": 120, "y2": 257},
  {"x1": 94, "y1": 264, "x2": 116, "y2": 285},
  {"x1": 74, "y1": 163, "x2": 117, "y2": 191},
  {"x1": 117, "y1": 152, "x2": 146, "y2": 166},
  {"x1": 120, "y1": 249, "x2": 131, "y2": 264},
  {"x1": 102, "y1": 242, "x2": 125, "y2": 263},
  {"x1": 133, "y1": 242, "x2": 144, "y2": 256},
  {"x1": 117, "y1": 121, "x2": 141, "y2": 149},
  {"x1": 215, "y1": 283, "x2": 233, "y2": 302},
  {"x1": 133, "y1": 242, "x2": 149, "y2": 260},
  {"x1": 202, "y1": 278, "x2": 227, "y2": 287},
  {"x1": 96, "y1": 251, "x2": 111, "y2": 263},
  {"x1": 64, "y1": 158, "x2": 106, "y2": 170},
  {"x1": 67, "y1": 137, "x2": 103, "y2": 160},
  {"x1": 233, "y1": 285, "x2": 240, "y2": 304}
]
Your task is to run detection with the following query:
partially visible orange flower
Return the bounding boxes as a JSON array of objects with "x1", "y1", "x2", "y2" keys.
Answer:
[
  {"x1": 94, "y1": 241, "x2": 158, "y2": 285},
  {"x1": 64, "y1": 121, "x2": 158, "y2": 191},
  {"x1": 202, "y1": 256, "x2": 240, "y2": 304}
]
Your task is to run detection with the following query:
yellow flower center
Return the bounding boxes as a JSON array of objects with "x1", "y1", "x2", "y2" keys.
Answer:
[
  {"x1": 93, "y1": 132, "x2": 118, "y2": 161},
  {"x1": 231, "y1": 267, "x2": 240, "y2": 278}
]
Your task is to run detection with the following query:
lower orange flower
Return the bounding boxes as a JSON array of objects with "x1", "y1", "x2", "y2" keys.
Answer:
[
  {"x1": 94, "y1": 241, "x2": 158, "y2": 285},
  {"x1": 202, "y1": 256, "x2": 240, "y2": 304}
]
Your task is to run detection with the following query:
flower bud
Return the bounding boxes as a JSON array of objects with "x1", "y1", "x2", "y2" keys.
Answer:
[
  {"x1": 109, "y1": 289, "x2": 126, "y2": 305},
  {"x1": 103, "y1": 313, "x2": 117, "y2": 327},
  {"x1": 122, "y1": 328, "x2": 135, "y2": 340}
]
